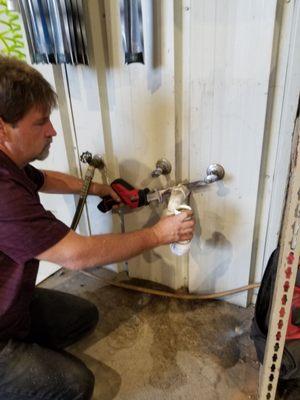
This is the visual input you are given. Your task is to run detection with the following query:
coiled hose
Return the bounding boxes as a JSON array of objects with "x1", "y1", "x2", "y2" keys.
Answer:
[{"x1": 71, "y1": 164, "x2": 95, "y2": 230}]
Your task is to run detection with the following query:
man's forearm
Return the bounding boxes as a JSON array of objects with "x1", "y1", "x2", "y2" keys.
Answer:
[
  {"x1": 37, "y1": 212, "x2": 195, "y2": 269},
  {"x1": 37, "y1": 228, "x2": 160, "y2": 270},
  {"x1": 40, "y1": 170, "x2": 82, "y2": 194},
  {"x1": 40, "y1": 170, "x2": 108, "y2": 196},
  {"x1": 67, "y1": 228, "x2": 160, "y2": 269}
]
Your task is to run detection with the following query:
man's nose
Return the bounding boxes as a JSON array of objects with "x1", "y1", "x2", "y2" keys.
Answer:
[{"x1": 46, "y1": 121, "x2": 57, "y2": 137}]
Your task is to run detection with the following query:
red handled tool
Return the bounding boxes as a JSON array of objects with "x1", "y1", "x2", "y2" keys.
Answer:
[
  {"x1": 97, "y1": 179, "x2": 151, "y2": 212},
  {"x1": 97, "y1": 172, "x2": 224, "y2": 213}
]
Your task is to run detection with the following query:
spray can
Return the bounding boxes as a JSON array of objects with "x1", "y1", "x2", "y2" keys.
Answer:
[{"x1": 170, "y1": 204, "x2": 192, "y2": 256}]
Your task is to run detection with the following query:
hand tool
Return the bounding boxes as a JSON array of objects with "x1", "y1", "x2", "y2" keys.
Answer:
[{"x1": 97, "y1": 174, "x2": 223, "y2": 213}]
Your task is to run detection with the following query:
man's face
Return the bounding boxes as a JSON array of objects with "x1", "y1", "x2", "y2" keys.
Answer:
[{"x1": 0, "y1": 107, "x2": 57, "y2": 166}]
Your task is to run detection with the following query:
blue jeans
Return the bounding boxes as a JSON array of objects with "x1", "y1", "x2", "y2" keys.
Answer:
[{"x1": 0, "y1": 288, "x2": 99, "y2": 399}]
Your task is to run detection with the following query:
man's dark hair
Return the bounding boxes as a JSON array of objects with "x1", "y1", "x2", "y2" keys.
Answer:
[{"x1": 0, "y1": 55, "x2": 57, "y2": 124}]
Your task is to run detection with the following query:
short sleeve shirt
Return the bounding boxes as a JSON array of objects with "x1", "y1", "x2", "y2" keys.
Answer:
[{"x1": 0, "y1": 151, "x2": 70, "y2": 340}]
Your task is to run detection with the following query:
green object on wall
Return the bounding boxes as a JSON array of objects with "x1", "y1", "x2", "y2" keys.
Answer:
[{"x1": 0, "y1": 0, "x2": 26, "y2": 59}]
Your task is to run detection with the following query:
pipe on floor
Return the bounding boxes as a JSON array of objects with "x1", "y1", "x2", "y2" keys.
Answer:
[{"x1": 80, "y1": 270, "x2": 260, "y2": 300}]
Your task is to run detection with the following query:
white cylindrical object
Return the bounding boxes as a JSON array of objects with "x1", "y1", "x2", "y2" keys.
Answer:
[{"x1": 170, "y1": 204, "x2": 192, "y2": 256}]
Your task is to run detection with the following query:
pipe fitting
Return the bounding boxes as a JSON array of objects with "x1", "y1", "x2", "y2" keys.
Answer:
[{"x1": 167, "y1": 184, "x2": 190, "y2": 215}]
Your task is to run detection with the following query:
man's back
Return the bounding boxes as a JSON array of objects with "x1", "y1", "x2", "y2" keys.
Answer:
[{"x1": 0, "y1": 150, "x2": 69, "y2": 340}]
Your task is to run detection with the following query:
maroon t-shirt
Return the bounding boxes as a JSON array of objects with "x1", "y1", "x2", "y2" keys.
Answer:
[{"x1": 0, "y1": 151, "x2": 70, "y2": 340}]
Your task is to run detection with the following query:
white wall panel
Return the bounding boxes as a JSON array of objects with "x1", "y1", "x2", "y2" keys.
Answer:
[
  {"x1": 185, "y1": 0, "x2": 278, "y2": 305},
  {"x1": 100, "y1": 0, "x2": 188, "y2": 289},
  {"x1": 63, "y1": 64, "x2": 111, "y2": 236},
  {"x1": 76, "y1": 0, "x2": 299, "y2": 305}
]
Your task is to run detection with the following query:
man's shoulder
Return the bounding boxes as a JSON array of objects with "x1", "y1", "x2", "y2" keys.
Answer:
[
  {"x1": 0, "y1": 156, "x2": 33, "y2": 200},
  {"x1": 0, "y1": 152, "x2": 43, "y2": 191},
  {"x1": 0, "y1": 162, "x2": 40, "y2": 218},
  {"x1": 0, "y1": 151, "x2": 20, "y2": 178}
]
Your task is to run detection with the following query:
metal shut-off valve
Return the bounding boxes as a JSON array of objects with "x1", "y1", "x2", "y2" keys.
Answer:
[
  {"x1": 80, "y1": 151, "x2": 105, "y2": 170},
  {"x1": 204, "y1": 164, "x2": 225, "y2": 184},
  {"x1": 151, "y1": 158, "x2": 172, "y2": 177}
]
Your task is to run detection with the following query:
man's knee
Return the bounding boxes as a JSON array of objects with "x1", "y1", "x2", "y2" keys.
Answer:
[
  {"x1": 29, "y1": 289, "x2": 100, "y2": 348},
  {"x1": 68, "y1": 361, "x2": 95, "y2": 400},
  {"x1": 44, "y1": 352, "x2": 95, "y2": 400},
  {"x1": 83, "y1": 301, "x2": 99, "y2": 331},
  {"x1": 0, "y1": 341, "x2": 95, "y2": 400}
]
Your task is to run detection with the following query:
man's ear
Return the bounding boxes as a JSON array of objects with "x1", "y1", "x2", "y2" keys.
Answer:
[{"x1": 0, "y1": 118, "x2": 8, "y2": 141}]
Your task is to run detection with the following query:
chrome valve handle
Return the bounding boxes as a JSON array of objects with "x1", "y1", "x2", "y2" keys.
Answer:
[
  {"x1": 205, "y1": 164, "x2": 225, "y2": 184},
  {"x1": 80, "y1": 152, "x2": 105, "y2": 170}
]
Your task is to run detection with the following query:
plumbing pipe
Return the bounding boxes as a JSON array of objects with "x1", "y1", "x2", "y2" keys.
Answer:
[
  {"x1": 166, "y1": 184, "x2": 192, "y2": 256},
  {"x1": 166, "y1": 184, "x2": 191, "y2": 215}
]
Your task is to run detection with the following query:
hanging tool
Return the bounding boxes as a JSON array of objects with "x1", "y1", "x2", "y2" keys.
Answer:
[
  {"x1": 120, "y1": 0, "x2": 144, "y2": 64},
  {"x1": 18, "y1": 0, "x2": 88, "y2": 65},
  {"x1": 97, "y1": 164, "x2": 225, "y2": 213}
]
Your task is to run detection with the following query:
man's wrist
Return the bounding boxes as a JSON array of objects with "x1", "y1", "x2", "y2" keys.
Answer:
[
  {"x1": 88, "y1": 182, "x2": 102, "y2": 196},
  {"x1": 146, "y1": 226, "x2": 160, "y2": 248}
]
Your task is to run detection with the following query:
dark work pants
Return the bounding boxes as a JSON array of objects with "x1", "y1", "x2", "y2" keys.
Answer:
[{"x1": 0, "y1": 288, "x2": 99, "y2": 400}]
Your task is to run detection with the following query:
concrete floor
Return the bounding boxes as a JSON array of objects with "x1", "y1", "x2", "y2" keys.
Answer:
[{"x1": 41, "y1": 268, "x2": 260, "y2": 400}]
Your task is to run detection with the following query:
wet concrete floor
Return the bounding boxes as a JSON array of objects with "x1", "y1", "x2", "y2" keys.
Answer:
[{"x1": 41, "y1": 268, "x2": 259, "y2": 399}]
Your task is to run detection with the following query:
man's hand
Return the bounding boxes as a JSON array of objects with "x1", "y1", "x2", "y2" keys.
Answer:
[
  {"x1": 151, "y1": 211, "x2": 195, "y2": 245},
  {"x1": 89, "y1": 182, "x2": 121, "y2": 204}
]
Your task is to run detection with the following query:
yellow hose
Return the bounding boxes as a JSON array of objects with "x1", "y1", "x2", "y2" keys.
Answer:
[{"x1": 81, "y1": 270, "x2": 260, "y2": 300}]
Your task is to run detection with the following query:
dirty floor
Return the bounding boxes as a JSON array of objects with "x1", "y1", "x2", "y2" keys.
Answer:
[{"x1": 40, "y1": 268, "x2": 259, "y2": 400}]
